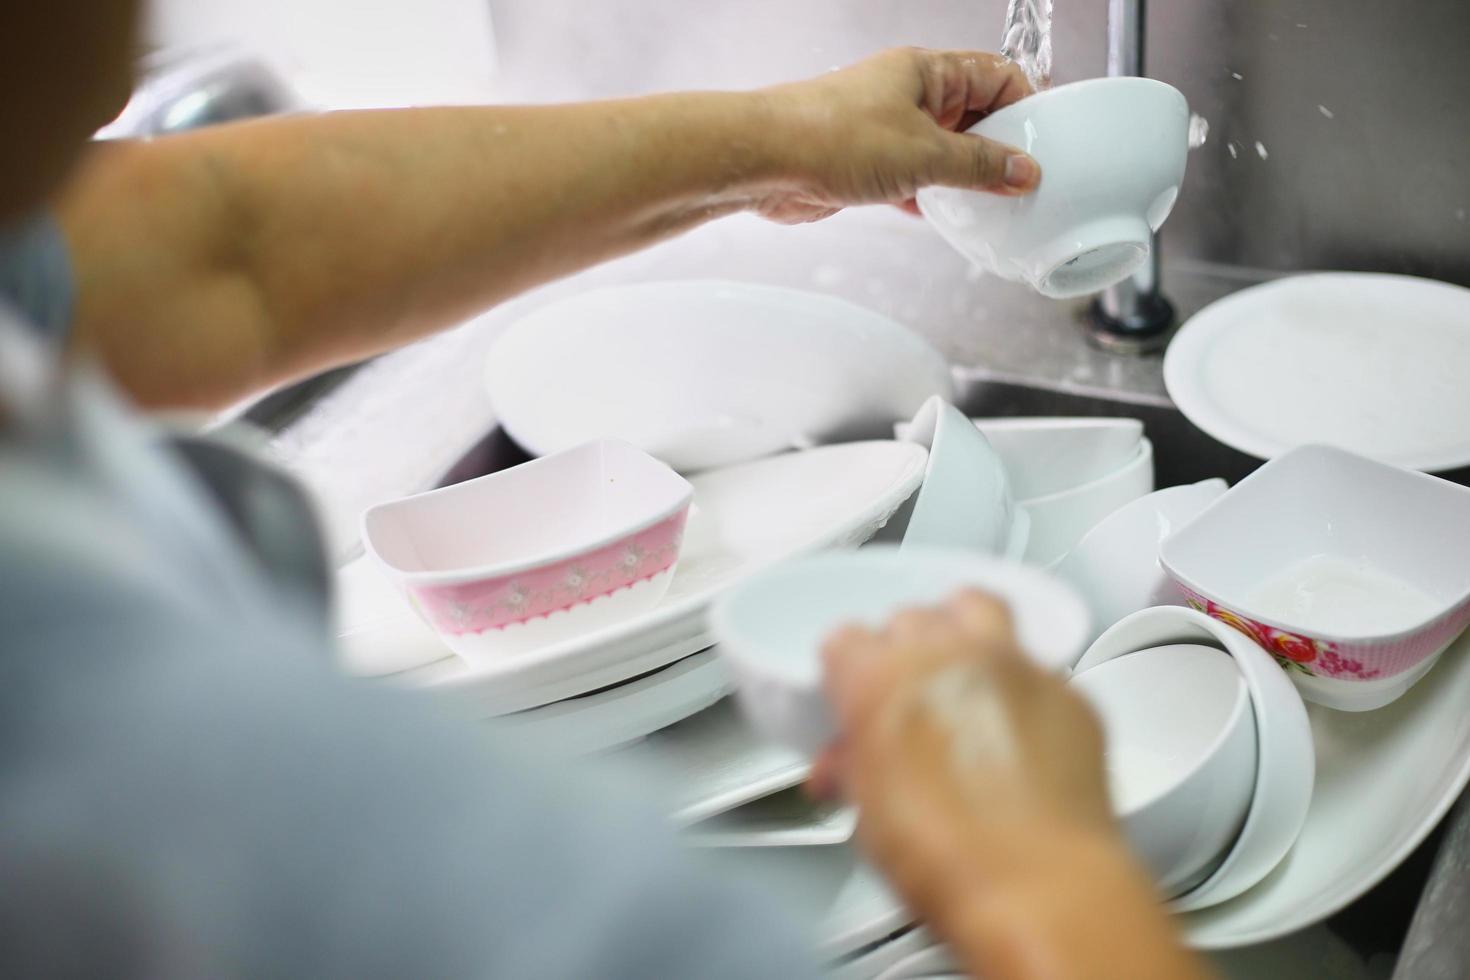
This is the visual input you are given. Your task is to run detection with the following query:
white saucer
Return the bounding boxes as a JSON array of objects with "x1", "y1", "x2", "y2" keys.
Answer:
[
  {"x1": 680, "y1": 786, "x2": 856, "y2": 849},
  {"x1": 1179, "y1": 631, "x2": 1470, "y2": 948},
  {"x1": 829, "y1": 927, "x2": 937, "y2": 980},
  {"x1": 488, "y1": 648, "x2": 730, "y2": 756},
  {"x1": 336, "y1": 441, "x2": 927, "y2": 715},
  {"x1": 1165, "y1": 273, "x2": 1470, "y2": 472},
  {"x1": 485, "y1": 280, "x2": 953, "y2": 472}
]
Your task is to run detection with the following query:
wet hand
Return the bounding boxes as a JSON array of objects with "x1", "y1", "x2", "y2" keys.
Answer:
[
  {"x1": 812, "y1": 590, "x2": 1115, "y2": 913},
  {"x1": 754, "y1": 47, "x2": 1041, "y2": 224}
]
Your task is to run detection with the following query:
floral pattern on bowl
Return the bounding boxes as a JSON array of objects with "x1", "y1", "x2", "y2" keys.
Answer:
[
  {"x1": 1177, "y1": 585, "x2": 1470, "y2": 685},
  {"x1": 411, "y1": 509, "x2": 688, "y2": 635},
  {"x1": 1181, "y1": 592, "x2": 1382, "y2": 680}
]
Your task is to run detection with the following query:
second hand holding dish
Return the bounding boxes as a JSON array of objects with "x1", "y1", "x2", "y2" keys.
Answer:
[{"x1": 712, "y1": 545, "x2": 1092, "y2": 756}]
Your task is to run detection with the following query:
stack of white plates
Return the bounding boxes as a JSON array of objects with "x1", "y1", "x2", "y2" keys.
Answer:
[{"x1": 335, "y1": 440, "x2": 927, "y2": 751}]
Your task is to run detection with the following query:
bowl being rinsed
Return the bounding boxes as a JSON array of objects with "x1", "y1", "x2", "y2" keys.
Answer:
[{"x1": 917, "y1": 76, "x2": 1190, "y2": 299}]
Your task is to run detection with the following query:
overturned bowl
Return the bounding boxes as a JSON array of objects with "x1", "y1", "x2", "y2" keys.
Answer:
[{"x1": 917, "y1": 77, "x2": 1189, "y2": 299}]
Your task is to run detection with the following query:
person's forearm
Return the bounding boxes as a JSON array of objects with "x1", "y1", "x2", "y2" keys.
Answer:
[
  {"x1": 57, "y1": 93, "x2": 782, "y2": 408},
  {"x1": 919, "y1": 826, "x2": 1214, "y2": 980}
]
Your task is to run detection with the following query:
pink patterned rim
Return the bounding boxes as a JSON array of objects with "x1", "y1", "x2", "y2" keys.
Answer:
[
  {"x1": 410, "y1": 508, "x2": 688, "y2": 635},
  {"x1": 1179, "y1": 586, "x2": 1470, "y2": 682}
]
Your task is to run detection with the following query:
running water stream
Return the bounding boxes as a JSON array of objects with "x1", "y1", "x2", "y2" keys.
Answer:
[
  {"x1": 999, "y1": 0, "x2": 1054, "y2": 91},
  {"x1": 1001, "y1": 0, "x2": 1210, "y2": 149}
]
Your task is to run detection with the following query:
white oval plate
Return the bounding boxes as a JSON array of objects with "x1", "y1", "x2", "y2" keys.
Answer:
[
  {"x1": 680, "y1": 785, "x2": 856, "y2": 849},
  {"x1": 485, "y1": 280, "x2": 953, "y2": 472},
  {"x1": 1179, "y1": 631, "x2": 1470, "y2": 948},
  {"x1": 1165, "y1": 273, "x2": 1470, "y2": 472},
  {"x1": 488, "y1": 648, "x2": 730, "y2": 757},
  {"x1": 337, "y1": 441, "x2": 927, "y2": 715}
]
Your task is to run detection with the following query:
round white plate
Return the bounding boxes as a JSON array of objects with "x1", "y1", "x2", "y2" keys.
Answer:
[
  {"x1": 489, "y1": 648, "x2": 730, "y2": 757},
  {"x1": 485, "y1": 280, "x2": 953, "y2": 472},
  {"x1": 337, "y1": 441, "x2": 927, "y2": 715},
  {"x1": 1165, "y1": 274, "x2": 1470, "y2": 472},
  {"x1": 1179, "y1": 631, "x2": 1470, "y2": 948}
]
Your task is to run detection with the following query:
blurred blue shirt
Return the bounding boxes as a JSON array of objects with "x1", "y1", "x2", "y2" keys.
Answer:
[{"x1": 0, "y1": 217, "x2": 817, "y2": 978}]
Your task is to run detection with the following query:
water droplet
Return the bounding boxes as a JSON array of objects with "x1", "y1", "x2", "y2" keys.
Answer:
[
  {"x1": 1231, "y1": 71, "x2": 1244, "y2": 80},
  {"x1": 1227, "y1": 142, "x2": 1239, "y2": 159},
  {"x1": 1318, "y1": 105, "x2": 1335, "y2": 119},
  {"x1": 1188, "y1": 113, "x2": 1210, "y2": 149},
  {"x1": 1255, "y1": 141, "x2": 1269, "y2": 160}
]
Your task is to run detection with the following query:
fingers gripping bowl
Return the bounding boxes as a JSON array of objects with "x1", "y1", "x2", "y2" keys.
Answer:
[
  {"x1": 917, "y1": 76, "x2": 1190, "y2": 298},
  {"x1": 710, "y1": 546, "x2": 1092, "y2": 756}
]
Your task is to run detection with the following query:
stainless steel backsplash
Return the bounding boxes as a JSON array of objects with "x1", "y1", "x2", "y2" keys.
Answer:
[{"x1": 488, "y1": 0, "x2": 1469, "y2": 286}]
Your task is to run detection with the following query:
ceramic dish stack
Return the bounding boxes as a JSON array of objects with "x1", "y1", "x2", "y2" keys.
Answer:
[
  {"x1": 972, "y1": 417, "x2": 1154, "y2": 566},
  {"x1": 336, "y1": 439, "x2": 929, "y2": 752}
]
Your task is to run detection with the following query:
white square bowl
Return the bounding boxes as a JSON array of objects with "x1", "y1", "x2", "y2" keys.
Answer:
[
  {"x1": 1159, "y1": 445, "x2": 1470, "y2": 710},
  {"x1": 363, "y1": 439, "x2": 693, "y2": 664}
]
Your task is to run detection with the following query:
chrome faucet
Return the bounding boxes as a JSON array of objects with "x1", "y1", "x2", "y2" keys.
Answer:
[{"x1": 1087, "y1": 0, "x2": 1176, "y2": 353}]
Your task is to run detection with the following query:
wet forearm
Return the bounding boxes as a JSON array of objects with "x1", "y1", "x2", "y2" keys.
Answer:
[{"x1": 58, "y1": 93, "x2": 782, "y2": 408}]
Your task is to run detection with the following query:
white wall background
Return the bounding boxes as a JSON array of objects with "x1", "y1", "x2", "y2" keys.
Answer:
[{"x1": 144, "y1": 0, "x2": 499, "y2": 108}]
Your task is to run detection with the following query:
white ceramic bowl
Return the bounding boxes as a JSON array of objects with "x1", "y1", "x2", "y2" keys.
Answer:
[
  {"x1": 1020, "y1": 437, "x2": 1155, "y2": 566},
  {"x1": 973, "y1": 417, "x2": 1144, "y2": 501},
  {"x1": 1075, "y1": 607, "x2": 1315, "y2": 912},
  {"x1": 363, "y1": 439, "x2": 693, "y2": 665},
  {"x1": 887, "y1": 396, "x2": 1028, "y2": 558},
  {"x1": 711, "y1": 545, "x2": 1092, "y2": 756},
  {"x1": 1070, "y1": 644, "x2": 1257, "y2": 899},
  {"x1": 1051, "y1": 479, "x2": 1228, "y2": 642},
  {"x1": 485, "y1": 280, "x2": 953, "y2": 472},
  {"x1": 917, "y1": 77, "x2": 1190, "y2": 298},
  {"x1": 1160, "y1": 445, "x2": 1470, "y2": 711}
]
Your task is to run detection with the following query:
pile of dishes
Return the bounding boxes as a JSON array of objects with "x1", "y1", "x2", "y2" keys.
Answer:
[{"x1": 335, "y1": 277, "x2": 1470, "y2": 971}]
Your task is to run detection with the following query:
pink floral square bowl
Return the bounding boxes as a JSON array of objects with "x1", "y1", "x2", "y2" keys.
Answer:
[
  {"x1": 363, "y1": 439, "x2": 693, "y2": 665},
  {"x1": 1160, "y1": 445, "x2": 1470, "y2": 711}
]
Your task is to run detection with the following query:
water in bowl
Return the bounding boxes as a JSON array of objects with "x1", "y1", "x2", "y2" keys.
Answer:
[{"x1": 1246, "y1": 554, "x2": 1441, "y2": 637}]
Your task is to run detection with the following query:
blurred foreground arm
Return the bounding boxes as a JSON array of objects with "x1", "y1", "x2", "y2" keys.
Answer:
[
  {"x1": 817, "y1": 592, "x2": 1214, "y2": 980},
  {"x1": 55, "y1": 48, "x2": 1037, "y2": 409}
]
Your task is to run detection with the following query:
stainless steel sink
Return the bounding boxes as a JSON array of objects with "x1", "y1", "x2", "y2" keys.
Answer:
[{"x1": 424, "y1": 375, "x2": 1470, "y2": 971}]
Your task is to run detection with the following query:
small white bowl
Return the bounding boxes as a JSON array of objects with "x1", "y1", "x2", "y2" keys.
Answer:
[
  {"x1": 1051, "y1": 479, "x2": 1228, "y2": 643},
  {"x1": 1160, "y1": 445, "x2": 1470, "y2": 710},
  {"x1": 973, "y1": 417, "x2": 1145, "y2": 501},
  {"x1": 711, "y1": 545, "x2": 1092, "y2": 756},
  {"x1": 889, "y1": 396, "x2": 1028, "y2": 558},
  {"x1": 363, "y1": 439, "x2": 693, "y2": 665},
  {"x1": 917, "y1": 77, "x2": 1190, "y2": 298},
  {"x1": 1070, "y1": 643, "x2": 1257, "y2": 899},
  {"x1": 1020, "y1": 437, "x2": 1155, "y2": 566},
  {"x1": 1075, "y1": 607, "x2": 1315, "y2": 912}
]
